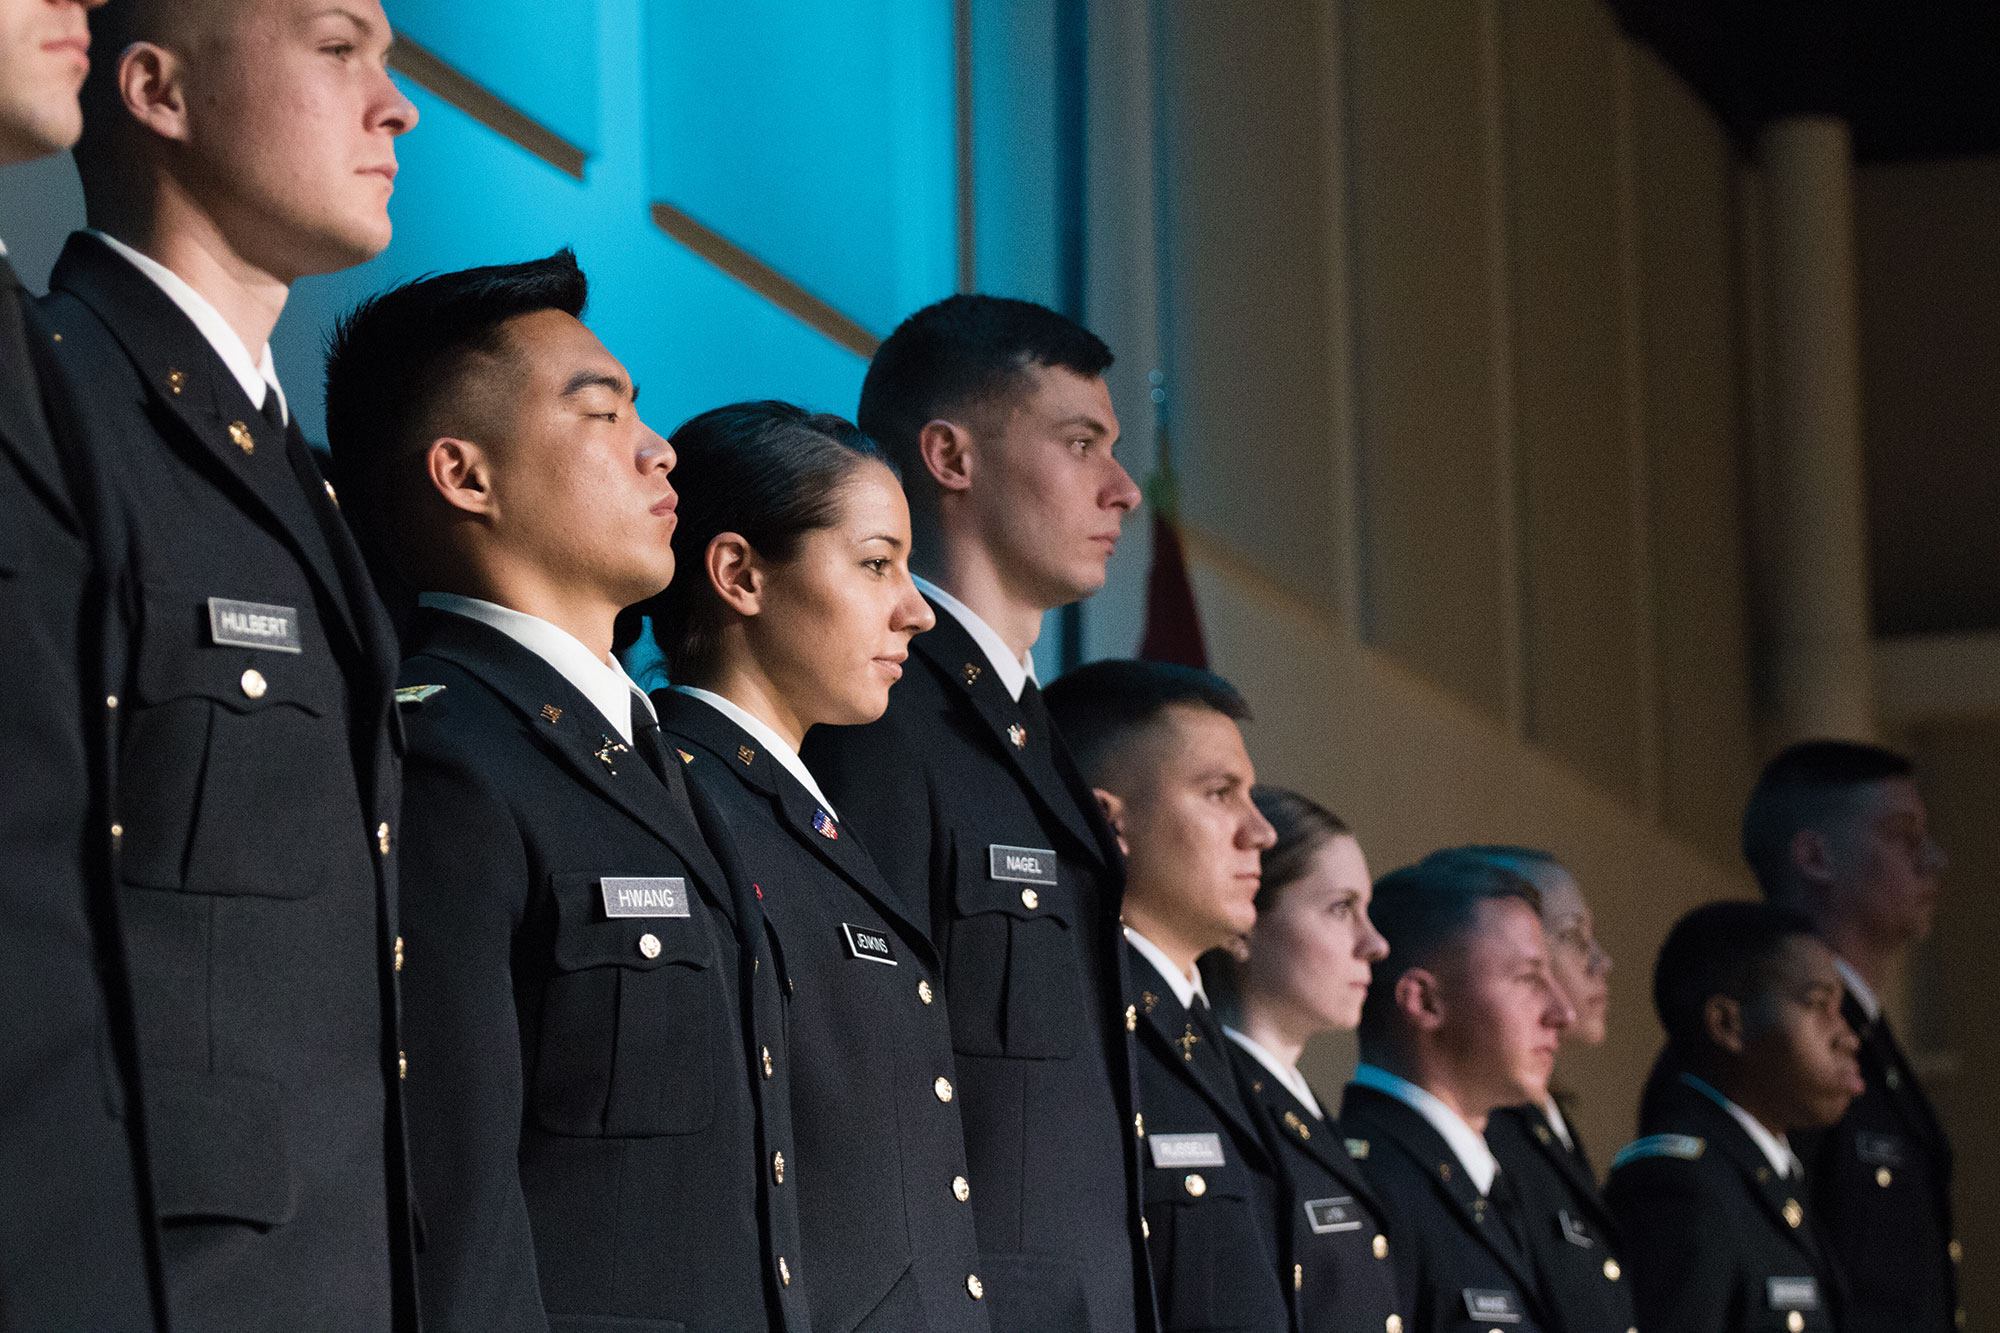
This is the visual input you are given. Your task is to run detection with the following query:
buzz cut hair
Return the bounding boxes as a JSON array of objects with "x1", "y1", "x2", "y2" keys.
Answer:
[
  {"x1": 1740, "y1": 740, "x2": 1916, "y2": 902},
  {"x1": 1651, "y1": 899, "x2": 1821, "y2": 1060},
  {"x1": 1042, "y1": 658, "x2": 1250, "y2": 792}
]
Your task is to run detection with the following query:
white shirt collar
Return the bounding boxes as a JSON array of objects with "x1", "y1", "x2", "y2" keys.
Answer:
[
  {"x1": 1680, "y1": 1072, "x2": 1803, "y2": 1180},
  {"x1": 1351, "y1": 1062, "x2": 1501, "y2": 1195},
  {"x1": 1225, "y1": 1027, "x2": 1324, "y2": 1119},
  {"x1": 1833, "y1": 956, "x2": 1883, "y2": 1024},
  {"x1": 1124, "y1": 926, "x2": 1208, "y2": 1012},
  {"x1": 1540, "y1": 1094, "x2": 1575, "y2": 1152},
  {"x1": 672, "y1": 686, "x2": 839, "y2": 818},
  {"x1": 914, "y1": 575, "x2": 1039, "y2": 702},
  {"x1": 419, "y1": 593, "x2": 649, "y2": 744},
  {"x1": 91, "y1": 230, "x2": 287, "y2": 425}
]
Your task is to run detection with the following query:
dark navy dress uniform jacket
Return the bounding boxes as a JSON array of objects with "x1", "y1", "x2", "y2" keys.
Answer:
[
  {"x1": 41, "y1": 232, "x2": 415, "y2": 1331},
  {"x1": 1485, "y1": 1104, "x2": 1635, "y2": 1333},
  {"x1": 396, "y1": 611, "x2": 804, "y2": 1333},
  {"x1": 803, "y1": 603, "x2": 1154, "y2": 1333},
  {"x1": 657, "y1": 689, "x2": 990, "y2": 1333}
]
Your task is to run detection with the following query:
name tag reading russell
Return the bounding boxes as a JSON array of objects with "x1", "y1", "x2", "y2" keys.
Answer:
[
  {"x1": 600, "y1": 877, "x2": 690, "y2": 919},
  {"x1": 1768, "y1": 1277, "x2": 1821, "y2": 1311},
  {"x1": 1304, "y1": 1196, "x2": 1363, "y2": 1234},
  {"x1": 841, "y1": 922, "x2": 898, "y2": 965},
  {"x1": 207, "y1": 597, "x2": 302, "y2": 653},
  {"x1": 1462, "y1": 1290, "x2": 1523, "y2": 1324},
  {"x1": 988, "y1": 844, "x2": 1058, "y2": 886},
  {"x1": 1149, "y1": 1132, "x2": 1226, "y2": 1169}
]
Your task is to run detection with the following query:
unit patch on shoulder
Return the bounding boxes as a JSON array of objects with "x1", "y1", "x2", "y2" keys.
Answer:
[
  {"x1": 395, "y1": 684, "x2": 446, "y2": 707},
  {"x1": 1611, "y1": 1134, "x2": 1706, "y2": 1170}
]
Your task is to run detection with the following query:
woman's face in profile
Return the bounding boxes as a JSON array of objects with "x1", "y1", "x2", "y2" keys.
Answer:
[{"x1": 1244, "y1": 835, "x2": 1388, "y2": 1036}]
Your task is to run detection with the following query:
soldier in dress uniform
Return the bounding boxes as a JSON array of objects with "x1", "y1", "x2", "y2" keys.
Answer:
[
  {"x1": 40, "y1": 2, "x2": 418, "y2": 1325},
  {"x1": 0, "y1": 0, "x2": 162, "y2": 1326},
  {"x1": 325, "y1": 254, "x2": 803, "y2": 1331},
  {"x1": 1605, "y1": 900, "x2": 1863, "y2": 1333},
  {"x1": 801, "y1": 294, "x2": 1153, "y2": 1333},
  {"x1": 1042, "y1": 659, "x2": 1291, "y2": 1333},
  {"x1": 1435, "y1": 848, "x2": 1634, "y2": 1333},
  {"x1": 640, "y1": 400, "x2": 994, "y2": 1332},
  {"x1": 1338, "y1": 856, "x2": 1574, "y2": 1333},
  {"x1": 1204, "y1": 787, "x2": 1404, "y2": 1333},
  {"x1": 1742, "y1": 740, "x2": 1961, "y2": 1331}
]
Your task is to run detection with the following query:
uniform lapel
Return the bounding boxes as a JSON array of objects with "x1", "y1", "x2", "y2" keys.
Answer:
[
  {"x1": 1522, "y1": 1103, "x2": 1618, "y2": 1240},
  {"x1": 1254, "y1": 1076, "x2": 1387, "y2": 1219},
  {"x1": 1678, "y1": 1083, "x2": 1837, "y2": 1280},
  {"x1": 0, "y1": 261, "x2": 76, "y2": 527},
  {"x1": 1851, "y1": 996, "x2": 1953, "y2": 1170},
  {"x1": 1131, "y1": 964, "x2": 1266, "y2": 1156}
]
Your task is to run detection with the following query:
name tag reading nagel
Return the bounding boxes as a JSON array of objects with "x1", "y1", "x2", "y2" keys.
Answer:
[
  {"x1": 841, "y1": 922, "x2": 898, "y2": 965},
  {"x1": 988, "y1": 844, "x2": 1058, "y2": 886},
  {"x1": 1461, "y1": 1289, "x2": 1523, "y2": 1324},
  {"x1": 600, "y1": 877, "x2": 690, "y2": 919},
  {"x1": 207, "y1": 597, "x2": 302, "y2": 653},
  {"x1": 1149, "y1": 1132, "x2": 1226, "y2": 1169},
  {"x1": 1304, "y1": 1196, "x2": 1363, "y2": 1234},
  {"x1": 1768, "y1": 1277, "x2": 1821, "y2": 1311}
]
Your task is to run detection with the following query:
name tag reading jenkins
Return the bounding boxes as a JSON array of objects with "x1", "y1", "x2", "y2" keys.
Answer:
[
  {"x1": 600, "y1": 877, "x2": 690, "y2": 919},
  {"x1": 841, "y1": 922, "x2": 898, "y2": 965},
  {"x1": 988, "y1": 844, "x2": 1058, "y2": 886},
  {"x1": 208, "y1": 597, "x2": 302, "y2": 653},
  {"x1": 1304, "y1": 1196, "x2": 1363, "y2": 1234}
]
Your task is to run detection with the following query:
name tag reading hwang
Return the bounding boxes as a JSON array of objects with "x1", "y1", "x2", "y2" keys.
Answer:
[
  {"x1": 600, "y1": 877, "x2": 690, "y2": 918},
  {"x1": 988, "y1": 844, "x2": 1058, "y2": 886},
  {"x1": 207, "y1": 597, "x2": 302, "y2": 653},
  {"x1": 1149, "y1": 1132, "x2": 1226, "y2": 1169}
]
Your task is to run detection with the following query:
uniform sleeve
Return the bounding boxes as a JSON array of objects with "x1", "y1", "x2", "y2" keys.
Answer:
[
  {"x1": 1606, "y1": 1161, "x2": 1738, "y2": 1333},
  {"x1": 803, "y1": 711, "x2": 942, "y2": 937},
  {"x1": 398, "y1": 739, "x2": 548, "y2": 1333}
]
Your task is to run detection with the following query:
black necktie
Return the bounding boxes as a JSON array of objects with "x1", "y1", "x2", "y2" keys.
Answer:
[
  {"x1": 630, "y1": 693, "x2": 673, "y2": 784},
  {"x1": 258, "y1": 382, "x2": 286, "y2": 436},
  {"x1": 1487, "y1": 1167, "x2": 1531, "y2": 1258}
]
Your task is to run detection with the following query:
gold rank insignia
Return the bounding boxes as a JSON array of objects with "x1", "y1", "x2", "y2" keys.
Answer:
[
  {"x1": 166, "y1": 368, "x2": 184, "y2": 394},
  {"x1": 738, "y1": 745, "x2": 756, "y2": 765},
  {"x1": 229, "y1": 421, "x2": 255, "y2": 454},
  {"x1": 595, "y1": 735, "x2": 629, "y2": 775},
  {"x1": 1175, "y1": 1023, "x2": 1200, "y2": 1061},
  {"x1": 676, "y1": 748, "x2": 695, "y2": 764},
  {"x1": 541, "y1": 704, "x2": 563, "y2": 724},
  {"x1": 1142, "y1": 990, "x2": 1160, "y2": 1014},
  {"x1": 962, "y1": 662, "x2": 981, "y2": 685},
  {"x1": 1007, "y1": 723, "x2": 1027, "y2": 748},
  {"x1": 394, "y1": 684, "x2": 446, "y2": 707}
]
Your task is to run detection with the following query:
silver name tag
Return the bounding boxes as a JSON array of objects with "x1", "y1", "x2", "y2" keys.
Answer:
[
  {"x1": 1461, "y1": 1289, "x2": 1523, "y2": 1324},
  {"x1": 600, "y1": 877, "x2": 690, "y2": 918},
  {"x1": 1304, "y1": 1196, "x2": 1362, "y2": 1234},
  {"x1": 1768, "y1": 1277, "x2": 1821, "y2": 1311},
  {"x1": 207, "y1": 597, "x2": 302, "y2": 653},
  {"x1": 988, "y1": 844, "x2": 1058, "y2": 885},
  {"x1": 1149, "y1": 1132, "x2": 1225, "y2": 1168}
]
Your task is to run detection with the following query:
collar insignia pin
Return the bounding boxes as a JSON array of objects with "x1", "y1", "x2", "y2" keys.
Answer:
[
  {"x1": 594, "y1": 735, "x2": 628, "y2": 775},
  {"x1": 676, "y1": 748, "x2": 694, "y2": 764},
  {"x1": 1176, "y1": 1024, "x2": 1200, "y2": 1061},
  {"x1": 738, "y1": 745, "x2": 756, "y2": 766},
  {"x1": 228, "y1": 421, "x2": 255, "y2": 455},
  {"x1": 1008, "y1": 723, "x2": 1027, "y2": 748},
  {"x1": 963, "y1": 663, "x2": 981, "y2": 685},
  {"x1": 813, "y1": 809, "x2": 839, "y2": 840},
  {"x1": 540, "y1": 704, "x2": 563, "y2": 724},
  {"x1": 166, "y1": 368, "x2": 185, "y2": 394}
]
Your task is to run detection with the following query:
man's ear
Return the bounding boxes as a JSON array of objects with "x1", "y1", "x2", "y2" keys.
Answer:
[
  {"x1": 705, "y1": 533, "x2": 764, "y2": 617},
  {"x1": 1788, "y1": 826, "x2": 1837, "y2": 891},
  {"x1": 917, "y1": 418, "x2": 975, "y2": 494},
  {"x1": 116, "y1": 42, "x2": 192, "y2": 144},
  {"x1": 1394, "y1": 968, "x2": 1444, "y2": 1032},
  {"x1": 1093, "y1": 787, "x2": 1129, "y2": 858},
  {"x1": 1703, "y1": 993, "x2": 1747, "y2": 1057},
  {"x1": 428, "y1": 437, "x2": 494, "y2": 517}
]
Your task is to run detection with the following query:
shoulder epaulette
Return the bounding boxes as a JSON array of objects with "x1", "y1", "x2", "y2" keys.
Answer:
[
  {"x1": 395, "y1": 684, "x2": 446, "y2": 708},
  {"x1": 1611, "y1": 1134, "x2": 1706, "y2": 1170},
  {"x1": 1344, "y1": 1137, "x2": 1370, "y2": 1160}
]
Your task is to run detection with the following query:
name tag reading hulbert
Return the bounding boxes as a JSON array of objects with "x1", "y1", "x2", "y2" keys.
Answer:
[
  {"x1": 841, "y1": 922, "x2": 898, "y2": 965},
  {"x1": 599, "y1": 877, "x2": 690, "y2": 918},
  {"x1": 1304, "y1": 1196, "x2": 1363, "y2": 1234},
  {"x1": 1768, "y1": 1277, "x2": 1821, "y2": 1311},
  {"x1": 1461, "y1": 1289, "x2": 1523, "y2": 1324},
  {"x1": 1149, "y1": 1133, "x2": 1226, "y2": 1169},
  {"x1": 988, "y1": 844, "x2": 1058, "y2": 886},
  {"x1": 207, "y1": 597, "x2": 302, "y2": 653}
]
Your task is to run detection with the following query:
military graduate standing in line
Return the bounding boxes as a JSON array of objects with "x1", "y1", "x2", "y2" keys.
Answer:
[
  {"x1": 1205, "y1": 788, "x2": 1403, "y2": 1333},
  {"x1": 802, "y1": 295, "x2": 1154, "y2": 1333},
  {"x1": 1338, "y1": 857, "x2": 1574, "y2": 1333},
  {"x1": 1441, "y1": 848, "x2": 1635, "y2": 1333},
  {"x1": 0, "y1": 0, "x2": 162, "y2": 1325},
  {"x1": 1606, "y1": 901, "x2": 1862, "y2": 1333},
  {"x1": 642, "y1": 401, "x2": 995, "y2": 1332},
  {"x1": 326, "y1": 253, "x2": 804, "y2": 1332},
  {"x1": 1043, "y1": 660, "x2": 1292, "y2": 1333},
  {"x1": 1743, "y1": 741, "x2": 1961, "y2": 1332},
  {"x1": 44, "y1": 2, "x2": 419, "y2": 1324}
]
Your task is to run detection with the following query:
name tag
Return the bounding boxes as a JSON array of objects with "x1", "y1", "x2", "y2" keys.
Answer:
[
  {"x1": 841, "y1": 922, "x2": 897, "y2": 965},
  {"x1": 1149, "y1": 1132, "x2": 1225, "y2": 1169},
  {"x1": 1304, "y1": 1196, "x2": 1362, "y2": 1234},
  {"x1": 599, "y1": 877, "x2": 690, "y2": 918},
  {"x1": 207, "y1": 597, "x2": 302, "y2": 653},
  {"x1": 1461, "y1": 1289, "x2": 1523, "y2": 1324},
  {"x1": 1855, "y1": 1132, "x2": 1907, "y2": 1168},
  {"x1": 988, "y1": 844, "x2": 1058, "y2": 886},
  {"x1": 1768, "y1": 1277, "x2": 1821, "y2": 1311}
]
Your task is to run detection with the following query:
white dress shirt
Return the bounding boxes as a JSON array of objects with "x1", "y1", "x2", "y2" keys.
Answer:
[
  {"x1": 672, "y1": 686, "x2": 839, "y2": 817},
  {"x1": 1833, "y1": 956, "x2": 1883, "y2": 1024},
  {"x1": 915, "y1": 575, "x2": 1039, "y2": 702},
  {"x1": 1351, "y1": 1062, "x2": 1501, "y2": 1195},
  {"x1": 1680, "y1": 1072, "x2": 1804, "y2": 1180},
  {"x1": 1225, "y1": 1026, "x2": 1326, "y2": 1120},
  {"x1": 93, "y1": 230, "x2": 289, "y2": 425},
  {"x1": 1124, "y1": 926, "x2": 1209, "y2": 1012},
  {"x1": 418, "y1": 593, "x2": 651, "y2": 744}
]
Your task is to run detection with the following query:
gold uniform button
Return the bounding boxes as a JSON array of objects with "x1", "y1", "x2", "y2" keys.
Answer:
[
  {"x1": 1293, "y1": 1263, "x2": 1303, "y2": 1291},
  {"x1": 778, "y1": 1256, "x2": 791, "y2": 1286},
  {"x1": 762, "y1": 1046, "x2": 774, "y2": 1078},
  {"x1": 918, "y1": 979, "x2": 934, "y2": 1005},
  {"x1": 1020, "y1": 887, "x2": 1039, "y2": 910},
  {"x1": 1787, "y1": 1311, "x2": 1805, "y2": 1333},
  {"x1": 966, "y1": 1274, "x2": 983, "y2": 1300},
  {"x1": 772, "y1": 1151, "x2": 785, "y2": 1184},
  {"x1": 1373, "y1": 1233, "x2": 1389, "y2": 1260},
  {"x1": 1386, "y1": 1317, "x2": 1403, "y2": 1333},
  {"x1": 240, "y1": 668, "x2": 267, "y2": 699},
  {"x1": 638, "y1": 933, "x2": 662, "y2": 959},
  {"x1": 934, "y1": 1076, "x2": 953, "y2": 1103},
  {"x1": 377, "y1": 822, "x2": 392, "y2": 855},
  {"x1": 106, "y1": 694, "x2": 118, "y2": 709},
  {"x1": 398, "y1": 1051, "x2": 407, "y2": 1079},
  {"x1": 952, "y1": 1174, "x2": 970, "y2": 1202},
  {"x1": 394, "y1": 936, "x2": 404, "y2": 972},
  {"x1": 1876, "y1": 1167, "x2": 1893, "y2": 1188},
  {"x1": 110, "y1": 823, "x2": 123, "y2": 839},
  {"x1": 1135, "y1": 1113, "x2": 1145, "y2": 1138},
  {"x1": 1602, "y1": 1257, "x2": 1621, "y2": 1281},
  {"x1": 1141, "y1": 1217, "x2": 1150, "y2": 1238},
  {"x1": 1183, "y1": 1173, "x2": 1206, "y2": 1198},
  {"x1": 1125, "y1": 1004, "x2": 1138, "y2": 1031},
  {"x1": 1782, "y1": 1198, "x2": 1803, "y2": 1229}
]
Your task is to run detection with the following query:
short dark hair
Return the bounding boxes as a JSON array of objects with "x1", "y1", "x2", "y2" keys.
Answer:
[
  {"x1": 1651, "y1": 899, "x2": 1820, "y2": 1062},
  {"x1": 1356, "y1": 854, "x2": 1542, "y2": 1052},
  {"x1": 325, "y1": 249, "x2": 590, "y2": 593},
  {"x1": 857, "y1": 294, "x2": 1113, "y2": 512},
  {"x1": 1741, "y1": 740, "x2": 1916, "y2": 900},
  {"x1": 1043, "y1": 658, "x2": 1250, "y2": 789},
  {"x1": 640, "y1": 401, "x2": 889, "y2": 684}
]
